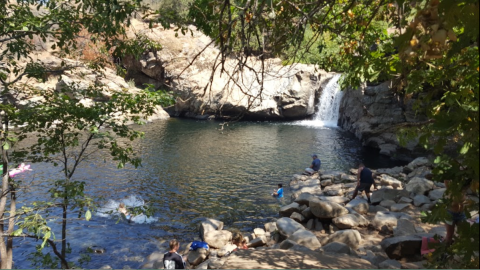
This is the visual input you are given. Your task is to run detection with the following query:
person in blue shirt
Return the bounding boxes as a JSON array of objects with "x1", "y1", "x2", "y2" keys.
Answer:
[
  {"x1": 305, "y1": 154, "x2": 321, "y2": 175},
  {"x1": 273, "y1": 184, "x2": 284, "y2": 205}
]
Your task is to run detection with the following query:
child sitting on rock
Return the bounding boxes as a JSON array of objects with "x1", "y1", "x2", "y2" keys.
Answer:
[{"x1": 232, "y1": 233, "x2": 248, "y2": 251}]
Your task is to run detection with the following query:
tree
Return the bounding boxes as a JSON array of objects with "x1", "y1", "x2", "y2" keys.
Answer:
[
  {"x1": 187, "y1": 0, "x2": 478, "y2": 267},
  {"x1": 0, "y1": 0, "x2": 174, "y2": 268}
]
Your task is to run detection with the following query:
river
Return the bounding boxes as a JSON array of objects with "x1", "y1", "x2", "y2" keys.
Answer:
[{"x1": 11, "y1": 118, "x2": 407, "y2": 269}]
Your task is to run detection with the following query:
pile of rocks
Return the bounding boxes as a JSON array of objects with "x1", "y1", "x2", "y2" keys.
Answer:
[{"x1": 142, "y1": 157, "x2": 477, "y2": 269}]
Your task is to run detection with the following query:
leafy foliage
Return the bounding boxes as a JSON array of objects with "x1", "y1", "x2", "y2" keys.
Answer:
[{"x1": 187, "y1": 0, "x2": 479, "y2": 267}]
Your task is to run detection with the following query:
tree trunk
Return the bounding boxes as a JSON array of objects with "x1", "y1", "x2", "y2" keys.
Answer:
[
  {"x1": 61, "y1": 196, "x2": 68, "y2": 269},
  {"x1": 0, "y1": 113, "x2": 12, "y2": 269},
  {"x1": 6, "y1": 184, "x2": 16, "y2": 269}
]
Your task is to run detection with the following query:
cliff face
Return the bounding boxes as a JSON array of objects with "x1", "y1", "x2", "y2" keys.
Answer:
[
  {"x1": 338, "y1": 82, "x2": 428, "y2": 160},
  {"x1": 122, "y1": 20, "x2": 336, "y2": 120}
]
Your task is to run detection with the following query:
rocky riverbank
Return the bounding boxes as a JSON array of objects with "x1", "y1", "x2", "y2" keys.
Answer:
[{"x1": 140, "y1": 157, "x2": 478, "y2": 269}]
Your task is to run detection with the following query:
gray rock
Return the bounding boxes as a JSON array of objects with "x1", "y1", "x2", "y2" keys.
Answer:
[
  {"x1": 398, "y1": 197, "x2": 413, "y2": 204},
  {"x1": 381, "y1": 234, "x2": 424, "y2": 260},
  {"x1": 372, "y1": 211, "x2": 412, "y2": 232},
  {"x1": 406, "y1": 157, "x2": 430, "y2": 171},
  {"x1": 379, "y1": 259, "x2": 402, "y2": 269},
  {"x1": 361, "y1": 250, "x2": 389, "y2": 266},
  {"x1": 332, "y1": 213, "x2": 369, "y2": 229},
  {"x1": 203, "y1": 230, "x2": 232, "y2": 249},
  {"x1": 306, "y1": 219, "x2": 315, "y2": 230},
  {"x1": 290, "y1": 178, "x2": 323, "y2": 200},
  {"x1": 288, "y1": 229, "x2": 322, "y2": 250},
  {"x1": 290, "y1": 212, "x2": 306, "y2": 223},
  {"x1": 294, "y1": 193, "x2": 317, "y2": 206},
  {"x1": 288, "y1": 245, "x2": 314, "y2": 253},
  {"x1": 248, "y1": 236, "x2": 267, "y2": 248},
  {"x1": 428, "y1": 188, "x2": 446, "y2": 201},
  {"x1": 391, "y1": 203, "x2": 411, "y2": 212},
  {"x1": 301, "y1": 207, "x2": 314, "y2": 219},
  {"x1": 276, "y1": 217, "x2": 304, "y2": 237},
  {"x1": 264, "y1": 222, "x2": 277, "y2": 233},
  {"x1": 208, "y1": 258, "x2": 227, "y2": 269},
  {"x1": 325, "y1": 229, "x2": 362, "y2": 248},
  {"x1": 341, "y1": 174, "x2": 357, "y2": 182},
  {"x1": 314, "y1": 219, "x2": 324, "y2": 232},
  {"x1": 377, "y1": 167, "x2": 404, "y2": 177},
  {"x1": 371, "y1": 189, "x2": 409, "y2": 204},
  {"x1": 310, "y1": 199, "x2": 349, "y2": 219},
  {"x1": 188, "y1": 248, "x2": 208, "y2": 266},
  {"x1": 345, "y1": 198, "x2": 369, "y2": 214},
  {"x1": 322, "y1": 242, "x2": 352, "y2": 255},
  {"x1": 428, "y1": 226, "x2": 447, "y2": 238},
  {"x1": 253, "y1": 228, "x2": 266, "y2": 236},
  {"x1": 380, "y1": 200, "x2": 396, "y2": 208},
  {"x1": 279, "y1": 202, "x2": 303, "y2": 217},
  {"x1": 407, "y1": 166, "x2": 432, "y2": 179},
  {"x1": 323, "y1": 184, "x2": 345, "y2": 196},
  {"x1": 321, "y1": 179, "x2": 333, "y2": 187},
  {"x1": 413, "y1": 195, "x2": 431, "y2": 207},
  {"x1": 379, "y1": 175, "x2": 403, "y2": 189},
  {"x1": 406, "y1": 177, "x2": 434, "y2": 195},
  {"x1": 279, "y1": 239, "x2": 297, "y2": 250},
  {"x1": 218, "y1": 244, "x2": 237, "y2": 257},
  {"x1": 195, "y1": 259, "x2": 210, "y2": 269},
  {"x1": 318, "y1": 196, "x2": 350, "y2": 204},
  {"x1": 200, "y1": 218, "x2": 224, "y2": 240},
  {"x1": 393, "y1": 219, "x2": 417, "y2": 237},
  {"x1": 420, "y1": 204, "x2": 434, "y2": 211},
  {"x1": 368, "y1": 205, "x2": 389, "y2": 214}
]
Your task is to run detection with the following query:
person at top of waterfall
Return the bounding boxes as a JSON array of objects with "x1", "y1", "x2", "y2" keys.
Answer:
[
  {"x1": 163, "y1": 239, "x2": 186, "y2": 269},
  {"x1": 118, "y1": 203, "x2": 132, "y2": 221},
  {"x1": 350, "y1": 163, "x2": 377, "y2": 204},
  {"x1": 305, "y1": 154, "x2": 321, "y2": 175}
]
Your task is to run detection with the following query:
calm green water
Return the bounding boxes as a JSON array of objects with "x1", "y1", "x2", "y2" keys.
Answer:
[{"x1": 14, "y1": 118, "x2": 404, "y2": 269}]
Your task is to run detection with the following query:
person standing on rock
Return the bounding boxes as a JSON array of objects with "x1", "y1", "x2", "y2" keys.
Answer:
[
  {"x1": 163, "y1": 239, "x2": 186, "y2": 269},
  {"x1": 351, "y1": 163, "x2": 376, "y2": 204},
  {"x1": 305, "y1": 154, "x2": 321, "y2": 175}
]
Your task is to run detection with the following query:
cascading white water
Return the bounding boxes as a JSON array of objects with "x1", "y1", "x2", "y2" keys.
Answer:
[{"x1": 313, "y1": 74, "x2": 343, "y2": 127}]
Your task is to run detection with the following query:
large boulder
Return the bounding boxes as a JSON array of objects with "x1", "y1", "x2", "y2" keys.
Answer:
[
  {"x1": 294, "y1": 193, "x2": 317, "y2": 206},
  {"x1": 290, "y1": 212, "x2": 306, "y2": 223},
  {"x1": 221, "y1": 249, "x2": 375, "y2": 269},
  {"x1": 318, "y1": 196, "x2": 350, "y2": 204},
  {"x1": 379, "y1": 175, "x2": 403, "y2": 189},
  {"x1": 203, "y1": 230, "x2": 232, "y2": 249},
  {"x1": 276, "y1": 217, "x2": 304, "y2": 237},
  {"x1": 248, "y1": 236, "x2": 267, "y2": 248},
  {"x1": 325, "y1": 229, "x2": 362, "y2": 248},
  {"x1": 301, "y1": 207, "x2": 314, "y2": 219},
  {"x1": 370, "y1": 189, "x2": 409, "y2": 204},
  {"x1": 323, "y1": 184, "x2": 345, "y2": 196},
  {"x1": 264, "y1": 222, "x2": 277, "y2": 233},
  {"x1": 381, "y1": 235, "x2": 425, "y2": 260},
  {"x1": 188, "y1": 248, "x2": 209, "y2": 266},
  {"x1": 372, "y1": 211, "x2": 412, "y2": 232},
  {"x1": 288, "y1": 229, "x2": 322, "y2": 250},
  {"x1": 346, "y1": 198, "x2": 369, "y2": 214},
  {"x1": 393, "y1": 219, "x2": 417, "y2": 237},
  {"x1": 413, "y1": 195, "x2": 431, "y2": 207},
  {"x1": 428, "y1": 188, "x2": 446, "y2": 201},
  {"x1": 200, "y1": 218, "x2": 224, "y2": 240},
  {"x1": 332, "y1": 213, "x2": 369, "y2": 229},
  {"x1": 322, "y1": 242, "x2": 353, "y2": 255},
  {"x1": 309, "y1": 199, "x2": 349, "y2": 219},
  {"x1": 290, "y1": 178, "x2": 323, "y2": 200},
  {"x1": 405, "y1": 157, "x2": 430, "y2": 172},
  {"x1": 406, "y1": 177, "x2": 434, "y2": 195},
  {"x1": 279, "y1": 202, "x2": 303, "y2": 217}
]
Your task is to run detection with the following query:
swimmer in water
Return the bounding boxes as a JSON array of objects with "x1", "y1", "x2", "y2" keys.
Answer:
[{"x1": 118, "y1": 203, "x2": 132, "y2": 221}]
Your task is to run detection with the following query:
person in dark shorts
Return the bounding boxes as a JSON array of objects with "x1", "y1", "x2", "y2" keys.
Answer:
[
  {"x1": 163, "y1": 239, "x2": 185, "y2": 269},
  {"x1": 351, "y1": 163, "x2": 377, "y2": 204}
]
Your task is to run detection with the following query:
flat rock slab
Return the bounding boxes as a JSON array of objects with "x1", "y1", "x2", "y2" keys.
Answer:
[
  {"x1": 221, "y1": 249, "x2": 376, "y2": 269},
  {"x1": 276, "y1": 217, "x2": 304, "y2": 237}
]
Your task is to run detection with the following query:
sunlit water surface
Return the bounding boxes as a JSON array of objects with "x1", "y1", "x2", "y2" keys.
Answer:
[{"x1": 13, "y1": 118, "x2": 405, "y2": 268}]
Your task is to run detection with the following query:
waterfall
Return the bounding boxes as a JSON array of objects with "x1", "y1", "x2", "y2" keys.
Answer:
[{"x1": 313, "y1": 74, "x2": 343, "y2": 127}]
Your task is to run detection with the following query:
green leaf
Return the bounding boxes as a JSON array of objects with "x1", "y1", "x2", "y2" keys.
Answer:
[
  {"x1": 460, "y1": 142, "x2": 471, "y2": 155},
  {"x1": 13, "y1": 228, "x2": 23, "y2": 236},
  {"x1": 85, "y1": 210, "x2": 92, "y2": 221},
  {"x1": 3, "y1": 142, "x2": 10, "y2": 150}
]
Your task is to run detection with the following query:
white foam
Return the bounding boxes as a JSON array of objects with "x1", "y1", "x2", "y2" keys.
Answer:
[{"x1": 95, "y1": 195, "x2": 158, "y2": 224}]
